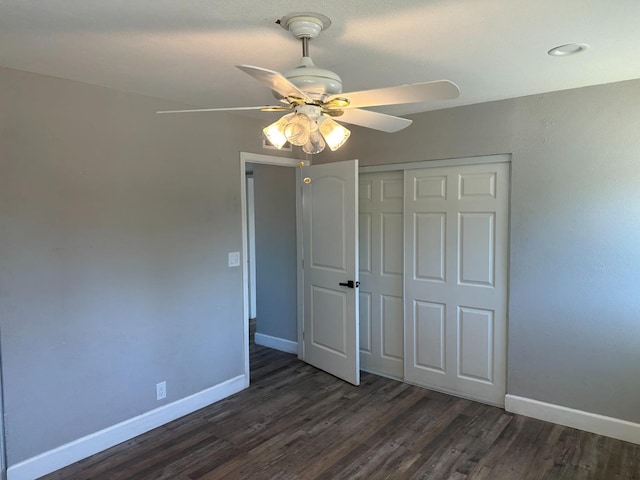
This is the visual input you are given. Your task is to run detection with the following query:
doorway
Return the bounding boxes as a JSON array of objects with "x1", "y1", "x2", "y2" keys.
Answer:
[
  {"x1": 240, "y1": 152, "x2": 309, "y2": 384},
  {"x1": 248, "y1": 162, "x2": 298, "y2": 354},
  {"x1": 241, "y1": 154, "x2": 361, "y2": 387}
]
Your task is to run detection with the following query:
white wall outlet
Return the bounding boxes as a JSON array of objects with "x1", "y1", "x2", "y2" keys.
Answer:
[
  {"x1": 228, "y1": 251, "x2": 240, "y2": 267},
  {"x1": 156, "y1": 381, "x2": 166, "y2": 401}
]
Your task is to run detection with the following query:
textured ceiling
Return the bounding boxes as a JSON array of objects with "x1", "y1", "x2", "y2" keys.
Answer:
[{"x1": 1, "y1": 0, "x2": 639, "y2": 117}]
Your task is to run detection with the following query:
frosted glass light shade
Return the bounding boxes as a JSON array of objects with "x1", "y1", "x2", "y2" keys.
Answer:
[
  {"x1": 318, "y1": 117, "x2": 351, "y2": 151},
  {"x1": 303, "y1": 130, "x2": 326, "y2": 154},
  {"x1": 263, "y1": 113, "x2": 293, "y2": 149},
  {"x1": 284, "y1": 113, "x2": 313, "y2": 146}
]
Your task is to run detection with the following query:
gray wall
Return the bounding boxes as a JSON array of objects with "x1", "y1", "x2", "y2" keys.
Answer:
[
  {"x1": 252, "y1": 164, "x2": 298, "y2": 342},
  {"x1": 0, "y1": 66, "x2": 270, "y2": 465},
  {"x1": 2, "y1": 61, "x2": 638, "y2": 469},
  {"x1": 323, "y1": 78, "x2": 640, "y2": 423}
]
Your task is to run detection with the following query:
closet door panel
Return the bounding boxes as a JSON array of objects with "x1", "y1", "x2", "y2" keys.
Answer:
[
  {"x1": 404, "y1": 163, "x2": 509, "y2": 406},
  {"x1": 358, "y1": 171, "x2": 404, "y2": 378}
]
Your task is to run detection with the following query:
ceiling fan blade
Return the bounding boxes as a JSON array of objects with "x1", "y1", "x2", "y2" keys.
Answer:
[
  {"x1": 337, "y1": 109, "x2": 412, "y2": 133},
  {"x1": 236, "y1": 64, "x2": 312, "y2": 103},
  {"x1": 334, "y1": 80, "x2": 460, "y2": 109},
  {"x1": 156, "y1": 105, "x2": 291, "y2": 114}
]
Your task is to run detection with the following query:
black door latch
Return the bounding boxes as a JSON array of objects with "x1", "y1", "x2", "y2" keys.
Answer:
[{"x1": 339, "y1": 280, "x2": 360, "y2": 288}]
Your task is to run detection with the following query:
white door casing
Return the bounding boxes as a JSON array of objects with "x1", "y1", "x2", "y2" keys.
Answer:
[
  {"x1": 404, "y1": 162, "x2": 509, "y2": 406},
  {"x1": 302, "y1": 160, "x2": 360, "y2": 386},
  {"x1": 246, "y1": 176, "x2": 257, "y2": 319},
  {"x1": 358, "y1": 171, "x2": 404, "y2": 379}
]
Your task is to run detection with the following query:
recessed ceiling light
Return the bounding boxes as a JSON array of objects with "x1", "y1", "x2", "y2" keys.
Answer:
[{"x1": 547, "y1": 43, "x2": 590, "y2": 56}]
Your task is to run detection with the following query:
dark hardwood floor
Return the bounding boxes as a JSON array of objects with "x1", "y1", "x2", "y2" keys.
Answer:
[{"x1": 42, "y1": 323, "x2": 639, "y2": 479}]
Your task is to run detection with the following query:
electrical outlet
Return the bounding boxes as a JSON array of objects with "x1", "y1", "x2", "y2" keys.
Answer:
[
  {"x1": 228, "y1": 251, "x2": 240, "y2": 267},
  {"x1": 156, "y1": 381, "x2": 166, "y2": 401}
]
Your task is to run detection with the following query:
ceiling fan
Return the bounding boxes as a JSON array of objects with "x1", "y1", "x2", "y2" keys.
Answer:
[{"x1": 157, "y1": 13, "x2": 460, "y2": 154}]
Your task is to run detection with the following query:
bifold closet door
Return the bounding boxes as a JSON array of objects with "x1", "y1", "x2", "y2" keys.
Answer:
[
  {"x1": 358, "y1": 171, "x2": 404, "y2": 378},
  {"x1": 404, "y1": 163, "x2": 509, "y2": 406}
]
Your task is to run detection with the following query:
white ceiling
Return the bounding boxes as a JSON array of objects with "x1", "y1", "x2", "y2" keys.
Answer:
[{"x1": 1, "y1": 0, "x2": 639, "y2": 117}]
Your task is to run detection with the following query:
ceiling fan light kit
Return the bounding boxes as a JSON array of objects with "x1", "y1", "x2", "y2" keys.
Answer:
[
  {"x1": 157, "y1": 12, "x2": 460, "y2": 154},
  {"x1": 263, "y1": 104, "x2": 350, "y2": 154}
]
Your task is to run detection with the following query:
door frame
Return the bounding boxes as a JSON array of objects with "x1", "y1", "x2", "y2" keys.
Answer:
[
  {"x1": 0, "y1": 362, "x2": 5, "y2": 480},
  {"x1": 246, "y1": 175, "x2": 257, "y2": 320},
  {"x1": 239, "y1": 152, "x2": 310, "y2": 384}
]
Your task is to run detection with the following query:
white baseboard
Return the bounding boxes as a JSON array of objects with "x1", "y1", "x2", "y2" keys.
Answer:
[
  {"x1": 254, "y1": 332, "x2": 298, "y2": 354},
  {"x1": 505, "y1": 394, "x2": 640, "y2": 445},
  {"x1": 7, "y1": 374, "x2": 247, "y2": 480}
]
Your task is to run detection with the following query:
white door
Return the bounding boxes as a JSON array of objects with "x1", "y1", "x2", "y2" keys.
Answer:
[
  {"x1": 358, "y1": 171, "x2": 404, "y2": 379},
  {"x1": 404, "y1": 162, "x2": 509, "y2": 406},
  {"x1": 302, "y1": 160, "x2": 360, "y2": 386}
]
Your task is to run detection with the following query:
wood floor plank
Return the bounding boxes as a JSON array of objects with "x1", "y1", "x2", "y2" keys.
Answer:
[
  {"x1": 299, "y1": 390, "x2": 430, "y2": 478},
  {"x1": 521, "y1": 423, "x2": 566, "y2": 480},
  {"x1": 41, "y1": 341, "x2": 640, "y2": 480},
  {"x1": 618, "y1": 441, "x2": 640, "y2": 479}
]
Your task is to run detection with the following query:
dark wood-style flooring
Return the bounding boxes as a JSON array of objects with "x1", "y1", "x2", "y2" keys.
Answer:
[{"x1": 42, "y1": 322, "x2": 639, "y2": 479}]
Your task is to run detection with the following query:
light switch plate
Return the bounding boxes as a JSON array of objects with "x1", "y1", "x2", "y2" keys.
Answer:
[{"x1": 228, "y1": 251, "x2": 240, "y2": 267}]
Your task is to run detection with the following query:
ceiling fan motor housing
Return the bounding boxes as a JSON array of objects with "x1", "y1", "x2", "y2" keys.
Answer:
[{"x1": 283, "y1": 57, "x2": 343, "y2": 100}]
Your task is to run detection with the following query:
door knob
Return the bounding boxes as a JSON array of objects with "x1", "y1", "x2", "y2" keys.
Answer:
[{"x1": 339, "y1": 280, "x2": 359, "y2": 288}]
